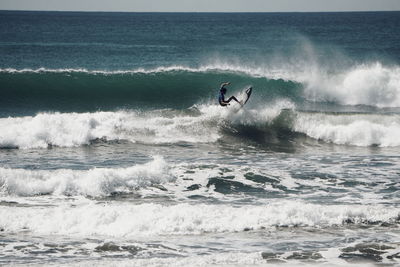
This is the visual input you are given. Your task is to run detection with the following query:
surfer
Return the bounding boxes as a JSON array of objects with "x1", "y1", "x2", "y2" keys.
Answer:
[{"x1": 218, "y1": 82, "x2": 240, "y2": 106}]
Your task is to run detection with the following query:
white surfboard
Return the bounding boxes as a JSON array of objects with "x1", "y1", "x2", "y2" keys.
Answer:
[
  {"x1": 240, "y1": 87, "x2": 252, "y2": 106},
  {"x1": 231, "y1": 87, "x2": 252, "y2": 113}
]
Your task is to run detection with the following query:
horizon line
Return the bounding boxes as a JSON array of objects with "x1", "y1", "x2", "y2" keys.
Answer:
[{"x1": 1, "y1": 9, "x2": 399, "y2": 13}]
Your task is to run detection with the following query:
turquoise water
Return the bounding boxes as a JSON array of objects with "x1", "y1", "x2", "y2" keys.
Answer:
[{"x1": 0, "y1": 11, "x2": 400, "y2": 266}]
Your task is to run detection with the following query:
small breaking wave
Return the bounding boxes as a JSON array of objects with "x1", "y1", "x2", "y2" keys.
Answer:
[
  {"x1": 0, "y1": 156, "x2": 172, "y2": 197},
  {"x1": 293, "y1": 112, "x2": 400, "y2": 147},
  {"x1": 0, "y1": 201, "x2": 398, "y2": 237},
  {"x1": 0, "y1": 110, "x2": 221, "y2": 149},
  {"x1": 303, "y1": 62, "x2": 400, "y2": 108}
]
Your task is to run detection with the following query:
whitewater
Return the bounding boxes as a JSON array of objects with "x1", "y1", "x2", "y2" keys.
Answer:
[
  {"x1": 1, "y1": 101, "x2": 400, "y2": 148},
  {"x1": 1, "y1": 10, "x2": 400, "y2": 267}
]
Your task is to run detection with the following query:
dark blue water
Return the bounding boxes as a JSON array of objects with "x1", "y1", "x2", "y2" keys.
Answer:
[
  {"x1": 0, "y1": 11, "x2": 400, "y2": 266},
  {"x1": 1, "y1": 11, "x2": 399, "y2": 70}
]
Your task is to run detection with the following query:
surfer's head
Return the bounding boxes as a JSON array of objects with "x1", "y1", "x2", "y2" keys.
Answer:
[{"x1": 220, "y1": 88, "x2": 227, "y2": 94}]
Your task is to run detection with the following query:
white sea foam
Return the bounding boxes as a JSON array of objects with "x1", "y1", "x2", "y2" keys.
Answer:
[
  {"x1": 0, "y1": 157, "x2": 172, "y2": 197},
  {"x1": 0, "y1": 99, "x2": 295, "y2": 149},
  {"x1": 0, "y1": 201, "x2": 398, "y2": 237},
  {"x1": 41, "y1": 253, "x2": 268, "y2": 267},
  {"x1": 198, "y1": 99, "x2": 295, "y2": 126},
  {"x1": 200, "y1": 102, "x2": 400, "y2": 147},
  {"x1": 303, "y1": 63, "x2": 400, "y2": 108},
  {"x1": 15, "y1": 253, "x2": 376, "y2": 267},
  {"x1": 0, "y1": 65, "x2": 277, "y2": 76},
  {"x1": 10, "y1": 253, "x2": 270, "y2": 267},
  {"x1": 203, "y1": 61, "x2": 400, "y2": 108},
  {"x1": 294, "y1": 112, "x2": 400, "y2": 147},
  {"x1": 0, "y1": 110, "x2": 221, "y2": 149},
  {"x1": 199, "y1": 61, "x2": 400, "y2": 108},
  {"x1": 1, "y1": 103, "x2": 400, "y2": 148}
]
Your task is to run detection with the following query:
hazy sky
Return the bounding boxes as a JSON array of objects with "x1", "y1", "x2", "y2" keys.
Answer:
[{"x1": 1, "y1": 0, "x2": 400, "y2": 12}]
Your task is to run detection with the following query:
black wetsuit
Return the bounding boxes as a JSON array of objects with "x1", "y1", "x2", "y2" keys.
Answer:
[
  {"x1": 218, "y1": 88, "x2": 238, "y2": 106},
  {"x1": 218, "y1": 90, "x2": 228, "y2": 106}
]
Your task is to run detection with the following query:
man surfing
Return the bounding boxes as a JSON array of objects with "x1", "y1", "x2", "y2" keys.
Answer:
[{"x1": 218, "y1": 82, "x2": 240, "y2": 106}]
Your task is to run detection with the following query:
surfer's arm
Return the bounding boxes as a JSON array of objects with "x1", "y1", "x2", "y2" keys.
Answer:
[{"x1": 220, "y1": 82, "x2": 230, "y2": 87}]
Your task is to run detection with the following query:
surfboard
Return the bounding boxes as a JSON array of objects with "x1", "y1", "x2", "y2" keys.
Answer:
[
  {"x1": 240, "y1": 87, "x2": 252, "y2": 106},
  {"x1": 231, "y1": 87, "x2": 252, "y2": 113}
]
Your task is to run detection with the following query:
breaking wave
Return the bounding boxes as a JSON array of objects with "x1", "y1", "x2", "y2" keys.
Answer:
[
  {"x1": 0, "y1": 201, "x2": 398, "y2": 237},
  {"x1": 1, "y1": 62, "x2": 400, "y2": 116},
  {"x1": 0, "y1": 157, "x2": 172, "y2": 197},
  {"x1": 1, "y1": 100, "x2": 400, "y2": 148}
]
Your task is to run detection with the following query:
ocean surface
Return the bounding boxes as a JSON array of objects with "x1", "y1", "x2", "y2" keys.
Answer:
[{"x1": 1, "y1": 10, "x2": 400, "y2": 266}]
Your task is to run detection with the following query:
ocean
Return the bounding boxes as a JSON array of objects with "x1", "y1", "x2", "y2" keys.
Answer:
[{"x1": 0, "y1": 10, "x2": 400, "y2": 266}]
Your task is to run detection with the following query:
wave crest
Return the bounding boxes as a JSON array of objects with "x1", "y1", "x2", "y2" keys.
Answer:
[
  {"x1": 294, "y1": 112, "x2": 400, "y2": 147},
  {"x1": 2, "y1": 62, "x2": 400, "y2": 110},
  {"x1": 0, "y1": 156, "x2": 172, "y2": 197},
  {"x1": 302, "y1": 62, "x2": 400, "y2": 108},
  {"x1": 1, "y1": 201, "x2": 398, "y2": 237}
]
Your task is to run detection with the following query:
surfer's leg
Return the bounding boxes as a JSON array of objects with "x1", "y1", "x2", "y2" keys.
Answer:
[{"x1": 227, "y1": 96, "x2": 239, "y2": 103}]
